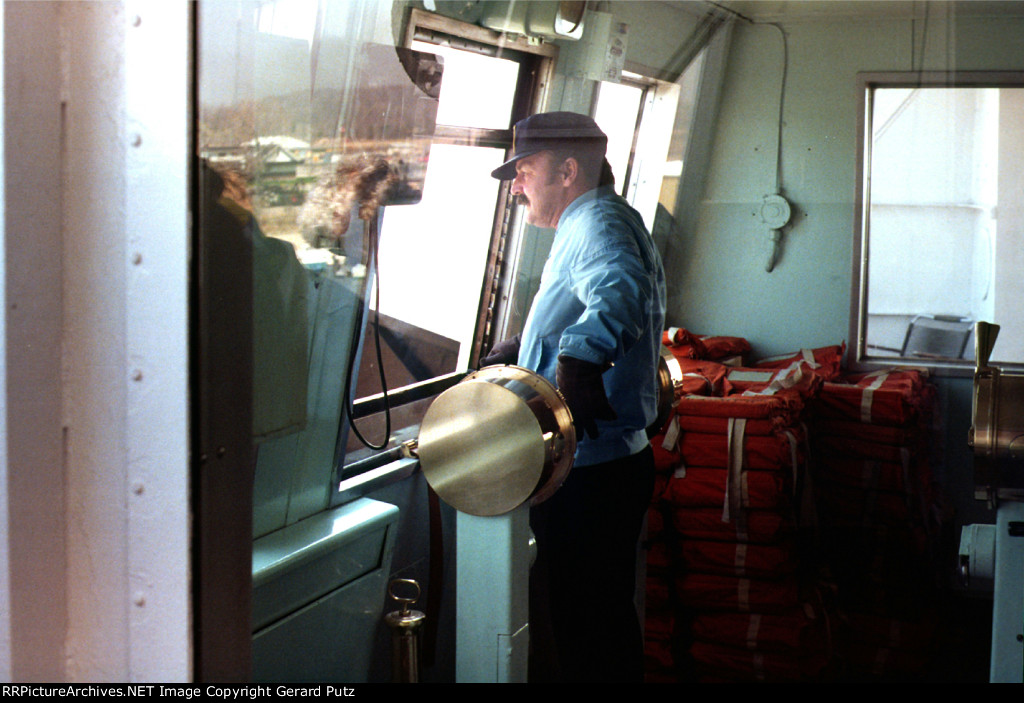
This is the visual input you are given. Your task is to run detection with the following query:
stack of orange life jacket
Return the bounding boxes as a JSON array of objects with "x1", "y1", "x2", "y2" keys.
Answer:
[
  {"x1": 808, "y1": 367, "x2": 942, "y2": 679},
  {"x1": 645, "y1": 336, "x2": 841, "y2": 682}
]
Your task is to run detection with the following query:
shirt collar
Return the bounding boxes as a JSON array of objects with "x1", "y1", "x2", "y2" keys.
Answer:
[{"x1": 557, "y1": 185, "x2": 617, "y2": 229}]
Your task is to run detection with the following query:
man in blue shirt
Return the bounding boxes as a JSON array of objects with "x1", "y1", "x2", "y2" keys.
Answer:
[{"x1": 484, "y1": 111, "x2": 667, "y2": 681}]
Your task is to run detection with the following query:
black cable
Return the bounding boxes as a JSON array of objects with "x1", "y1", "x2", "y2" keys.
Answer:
[{"x1": 344, "y1": 211, "x2": 392, "y2": 451}]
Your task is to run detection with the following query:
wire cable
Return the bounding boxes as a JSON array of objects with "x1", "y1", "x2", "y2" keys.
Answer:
[
  {"x1": 344, "y1": 210, "x2": 393, "y2": 451},
  {"x1": 765, "y1": 21, "x2": 788, "y2": 194}
]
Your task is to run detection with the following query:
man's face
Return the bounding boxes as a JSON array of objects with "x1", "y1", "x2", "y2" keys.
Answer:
[{"x1": 510, "y1": 151, "x2": 566, "y2": 229}]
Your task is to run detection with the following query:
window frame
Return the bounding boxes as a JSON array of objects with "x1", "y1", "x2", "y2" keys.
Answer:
[
  {"x1": 849, "y1": 70, "x2": 1024, "y2": 376},
  {"x1": 593, "y1": 75, "x2": 652, "y2": 200},
  {"x1": 404, "y1": 8, "x2": 556, "y2": 368},
  {"x1": 335, "y1": 9, "x2": 556, "y2": 489}
]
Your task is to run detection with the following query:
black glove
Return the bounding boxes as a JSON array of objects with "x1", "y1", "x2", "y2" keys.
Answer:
[
  {"x1": 480, "y1": 335, "x2": 521, "y2": 367},
  {"x1": 556, "y1": 355, "x2": 617, "y2": 440}
]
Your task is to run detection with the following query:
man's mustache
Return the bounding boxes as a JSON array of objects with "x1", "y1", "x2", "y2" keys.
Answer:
[{"x1": 516, "y1": 194, "x2": 530, "y2": 206}]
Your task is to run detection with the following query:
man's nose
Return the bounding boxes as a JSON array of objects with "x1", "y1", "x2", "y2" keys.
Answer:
[{"x1": 510, "y1": 179, "x2": 523, "y2": 195}]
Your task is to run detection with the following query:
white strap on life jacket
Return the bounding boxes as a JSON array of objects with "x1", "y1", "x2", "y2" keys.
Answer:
[{"x1": 860, "y1": 371, "x2": 889, "y2": 423}]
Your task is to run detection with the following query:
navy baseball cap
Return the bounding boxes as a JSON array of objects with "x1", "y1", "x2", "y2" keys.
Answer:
[{"x1": 490, "y1": 111, "x2": 608, "y2": 180}]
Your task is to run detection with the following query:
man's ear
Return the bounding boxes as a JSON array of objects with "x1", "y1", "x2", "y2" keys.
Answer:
[{"x1": 560, "y1": 157, "x2": 579, "y2": 186}]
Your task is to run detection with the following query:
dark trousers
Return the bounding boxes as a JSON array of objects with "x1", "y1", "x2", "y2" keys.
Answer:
[{"x1": 529, "y1": 446, "x2": 656, "y2": 682}]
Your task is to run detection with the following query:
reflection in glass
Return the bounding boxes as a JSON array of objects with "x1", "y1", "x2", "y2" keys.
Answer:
[{"x1": 198, "y1": 0, "x2": 450, "y2": 534}]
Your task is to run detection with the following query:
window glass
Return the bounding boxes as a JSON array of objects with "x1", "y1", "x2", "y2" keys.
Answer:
[
  {"x1": 350, "y1": 42, "x2": 524, "y2": 409},
  {"x1": 594, "y1": 80, "x2": 644, "y2": 190},
  {"x1": 411, "y1": 40, "x2": 520, "y2": 129},
  {"x1": 592, "y1": 56, "x2": 703, "y2": 237},
  {"x1": 856, "y1": 77, "x2": 1024, "y2": 367},
  {"x1": 376, "y1": 144, "x2": 506, "y2": 370},
  {"x1": 198, "y1": 0, "x2": 454, "y2": 532}
]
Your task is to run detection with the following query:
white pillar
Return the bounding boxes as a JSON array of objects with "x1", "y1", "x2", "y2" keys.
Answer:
[
  {"x1": 1, "y1": 0, "x2": 191, "y2": 681},
  {"x1": 456, "y1": 505, "x2": 532, "y2": 682}
]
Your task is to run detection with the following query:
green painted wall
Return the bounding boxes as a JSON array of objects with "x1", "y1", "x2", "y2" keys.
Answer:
[
  {"x1": 670, "y1": 6, "x2": 1024, "y2": 528},
  {"x1": 673, "y1": 9, "x2": 1024, "y2": 355}
]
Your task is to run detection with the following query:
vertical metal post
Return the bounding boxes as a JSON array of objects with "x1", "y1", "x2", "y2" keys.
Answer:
[{"x1": 456, "y1": 504, "x2": 532, "y2": 682}]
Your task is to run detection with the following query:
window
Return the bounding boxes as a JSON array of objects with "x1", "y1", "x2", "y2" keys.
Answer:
[
  {"x1": 197, "y1": 1, "x2": 552, "y2": 532},
  {"x1": 342, "y1": 44, "x2": 523, "y2": 464},
  {"x1": 592, "y1": 54, "x2": 706, "y2": 253},
  {"x1": 341, "y1": 13, "x2": 555, "y2": 473},
  {"x1": 852, "y1": 72, "x2": 1024, "y2": 371}
]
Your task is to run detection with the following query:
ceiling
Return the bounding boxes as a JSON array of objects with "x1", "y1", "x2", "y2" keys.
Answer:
[{"x1": 711, "y1": 0, "x2": 1024, "y2": 22}]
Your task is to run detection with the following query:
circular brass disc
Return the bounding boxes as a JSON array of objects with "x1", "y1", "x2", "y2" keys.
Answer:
[{"x1": 418, "y1": 379, "x2": 546, "y2": 516}]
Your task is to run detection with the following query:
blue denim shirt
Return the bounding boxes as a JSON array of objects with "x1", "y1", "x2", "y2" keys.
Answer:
[{"x1": 519, "y1": 186, "x2": 667, "y2": 467}]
